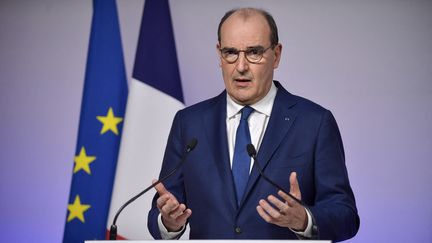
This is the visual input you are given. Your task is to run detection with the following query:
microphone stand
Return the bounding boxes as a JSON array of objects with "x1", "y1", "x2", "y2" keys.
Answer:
[
  {"x1": 246, "y1": 144, "x2": 320, "y2": 239},
  {"x1": 109, "y1": 138, "x2": 197, "y2": 240}
]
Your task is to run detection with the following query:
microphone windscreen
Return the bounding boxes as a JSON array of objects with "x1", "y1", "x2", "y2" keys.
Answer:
[
  {"x1": 247, "y1": 144, "x2": 256, "y2": 157},
  {"x1": 187, "y1": 138, "x2": 198, "y2": 151}
]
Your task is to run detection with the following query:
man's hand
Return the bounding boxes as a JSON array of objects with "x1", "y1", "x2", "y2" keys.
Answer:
[
  {"x1": 154, "y1": 180, "x2": 192, "y2": 232},
  {"x1": 256, "y1": 172, "x2": 307, "y2": 231}
]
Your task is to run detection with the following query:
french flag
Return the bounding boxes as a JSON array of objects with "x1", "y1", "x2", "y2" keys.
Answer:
[{"x1": 107, "y1": 0, "x2": 184, "y2": 239}]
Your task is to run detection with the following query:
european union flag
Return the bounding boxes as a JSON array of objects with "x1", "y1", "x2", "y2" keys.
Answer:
[{"x1": 63, "y1": 0, "x2": 127, "y2": 241}]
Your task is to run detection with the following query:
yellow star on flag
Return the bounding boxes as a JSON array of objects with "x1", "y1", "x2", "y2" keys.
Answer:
[
  {"x1": 74, "y1": 147, "x2": 96, "y2": 174},
  {"x1": 96, "y1": 107, "x2": 123, "y2": 135},
  {"x1": 67, "y1": 195, "x2": 91, "y2": 223}
]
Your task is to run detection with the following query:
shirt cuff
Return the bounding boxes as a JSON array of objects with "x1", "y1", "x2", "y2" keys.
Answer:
[
  {"x1": 290, "y1": 207, "x2": 313, "y2": 238},
  {"x1": 157, "y1": 213, "x2": 185, "y2": 239}
]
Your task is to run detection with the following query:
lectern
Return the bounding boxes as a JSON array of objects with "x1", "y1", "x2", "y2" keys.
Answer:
[{"x1": 86, "y1": 240, "x2": 331, "y2": 243}]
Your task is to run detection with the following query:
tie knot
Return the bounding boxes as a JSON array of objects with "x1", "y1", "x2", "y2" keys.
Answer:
[{"x1": 240, "y1": 106, "x2": 254, "y2": 120}]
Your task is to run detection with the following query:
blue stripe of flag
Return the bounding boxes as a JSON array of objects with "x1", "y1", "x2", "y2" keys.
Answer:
[
  {"x1": 133, "y1": 0, "x2": 184, "y2": 103},
  {"x1": 63, "y1": 0, "x2": 127, "y2": 241}
]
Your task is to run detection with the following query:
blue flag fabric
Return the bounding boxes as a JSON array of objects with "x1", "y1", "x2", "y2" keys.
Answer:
[
  {"x1": 63, "y1": 0, "x2": 127, "y2": 241},
  {"x1": 133, "y1": 0, "x2": 184, "y2": 103}
]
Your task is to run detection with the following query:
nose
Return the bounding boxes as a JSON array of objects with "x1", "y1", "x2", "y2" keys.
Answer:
[{"x1": 235, "y1": 52, "x2": 249, "y2": 73}]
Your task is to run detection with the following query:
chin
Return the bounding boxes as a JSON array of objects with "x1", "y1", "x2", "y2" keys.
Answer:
[
  {"x1": 233, "y1": 96, "x2": 254, "y2": 105},
  {"x1": 228, "y1": 88, "x2": 256, "y2": 104}
]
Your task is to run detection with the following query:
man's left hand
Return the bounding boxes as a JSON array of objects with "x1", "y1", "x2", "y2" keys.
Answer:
[{"x1": 256, "y1": 172, "x2": 307, "y2": 231}]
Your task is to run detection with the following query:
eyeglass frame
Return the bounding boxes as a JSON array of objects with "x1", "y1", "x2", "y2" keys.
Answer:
[{"x1": 219, "y1": 45, "x2": 275, "y2": 64}]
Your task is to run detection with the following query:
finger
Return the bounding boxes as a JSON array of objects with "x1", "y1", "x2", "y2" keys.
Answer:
[
  {"x1": 161, "y1": 198, "x2": 180, "y2": 215},
  {"x1": 289, "y1": 172, "x2": 302, "y2": 200},
  {"x1": 258, "y1": 199, "x2": 282, "y2": 219},
  {"x1": 154, "y1": 180, "x2": 170, "y2": 196},
  {"x1": 175, "y1": 208, "x2": 192, "y2": 223},
  {"x1": 156, "y1": 194, "x2": 171, "y2": 210},
  {"x1": 277, "y1": 190, "x2": 296, "y2": 207},
  {"x1": 256, "y1": 205, "x2": 273, "y2": 223},
  {"x1": 267, "y1": 195, "x2": 288, "y2": 212},
  {"x1": 169, "y1": 203, "x2": 187, "y2": 219}
]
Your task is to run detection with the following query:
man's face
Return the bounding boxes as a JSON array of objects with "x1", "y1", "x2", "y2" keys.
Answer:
[{"x1": 217, "y1": 13, "x2": 282, "y2": 105}]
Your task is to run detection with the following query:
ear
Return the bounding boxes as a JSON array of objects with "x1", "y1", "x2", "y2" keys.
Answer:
[
  {"x1": 273, "y1": 43, "x2": 282, "y2": 69},
  {"x1": 216, "y1": 43, "x2": 222, "y2": 67}
]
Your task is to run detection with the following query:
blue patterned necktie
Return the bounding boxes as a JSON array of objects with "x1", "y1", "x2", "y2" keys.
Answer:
[{"x1": 232, "y1": 106, "x2": 254, "y2": 205}]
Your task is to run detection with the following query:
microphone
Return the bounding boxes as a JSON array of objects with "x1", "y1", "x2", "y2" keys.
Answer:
[
  {"x1": 246, "y1": 144, "x2": 319, "y2": 238},
  {"x1": 109, "y1": 138, "x2": 198, "y2": 240},
  {"x1": 246, "y1": 144, "x2": 303, "y2": 205}
]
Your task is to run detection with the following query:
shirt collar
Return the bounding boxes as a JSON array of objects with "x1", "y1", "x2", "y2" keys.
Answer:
[{"x1": 227, "y1": 81, "x2": 277, "y2": 119}]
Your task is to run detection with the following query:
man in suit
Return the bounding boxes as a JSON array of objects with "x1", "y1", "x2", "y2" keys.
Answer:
[{"x1": 148, "y1": 7, "x2": 359, "y2": 241}]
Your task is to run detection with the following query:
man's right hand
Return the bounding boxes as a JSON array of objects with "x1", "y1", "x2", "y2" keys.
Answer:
[{"x1": 154, "y1": 180, "x2": 192, "y2": 232}]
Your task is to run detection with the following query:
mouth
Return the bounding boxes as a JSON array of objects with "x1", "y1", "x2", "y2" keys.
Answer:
[
  {"x1": 233, "y1": 78, "x2": 252, "y2": 88},
  {"x1": 234, "y1": 77, "x2": 252, "y2": 83}
]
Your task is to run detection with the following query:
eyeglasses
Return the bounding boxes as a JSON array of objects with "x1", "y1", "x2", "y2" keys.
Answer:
[{"x1": 219, "y1": 45, "x2": 273, "y2": 64}]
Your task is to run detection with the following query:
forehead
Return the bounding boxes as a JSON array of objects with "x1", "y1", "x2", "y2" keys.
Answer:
[{"x1": 219, "y1": 12, "x2": 271, "y2": 48}]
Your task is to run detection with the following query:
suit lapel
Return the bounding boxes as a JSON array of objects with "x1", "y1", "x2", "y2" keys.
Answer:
[
  {"x1": 202, "y1": 91, "x2": 238, "y2": 211},
  {"x1": 201, "y1": 83, "x2": 300, "y2": 211},
  {"x1": 241, "y1": 83, "x2": 299, "y2": 206}
]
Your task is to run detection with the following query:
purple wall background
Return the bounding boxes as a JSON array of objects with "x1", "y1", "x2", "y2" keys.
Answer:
[{"x1": 1, "y1": 0, "x2": 431, "y2": 242}]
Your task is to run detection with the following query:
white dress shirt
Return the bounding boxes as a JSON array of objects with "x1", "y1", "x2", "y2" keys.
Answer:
[
  {"x1": 158, "y1": 82, "x2": 312, "y2": 238},
  {"x1": 226, "y1": 82, "x2": 276, "y2": 170}
]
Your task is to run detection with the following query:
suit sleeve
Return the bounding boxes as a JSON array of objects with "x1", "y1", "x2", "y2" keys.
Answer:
[
  {"x1": 310, "y1": 110, "x2": 360, "y2": 241},
  {"x1": 147, "y1": 111, "x2": 188, "y2": 239}
]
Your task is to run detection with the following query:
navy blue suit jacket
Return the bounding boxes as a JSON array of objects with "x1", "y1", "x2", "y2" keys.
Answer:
[{"x1": 148, "y1": 81, "x2": 359, "y2": 241}]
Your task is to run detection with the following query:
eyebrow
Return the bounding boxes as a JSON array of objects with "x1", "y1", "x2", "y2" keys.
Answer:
[{"x1": 221, "y1": 45, "x2": 265, "y2": 50}]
